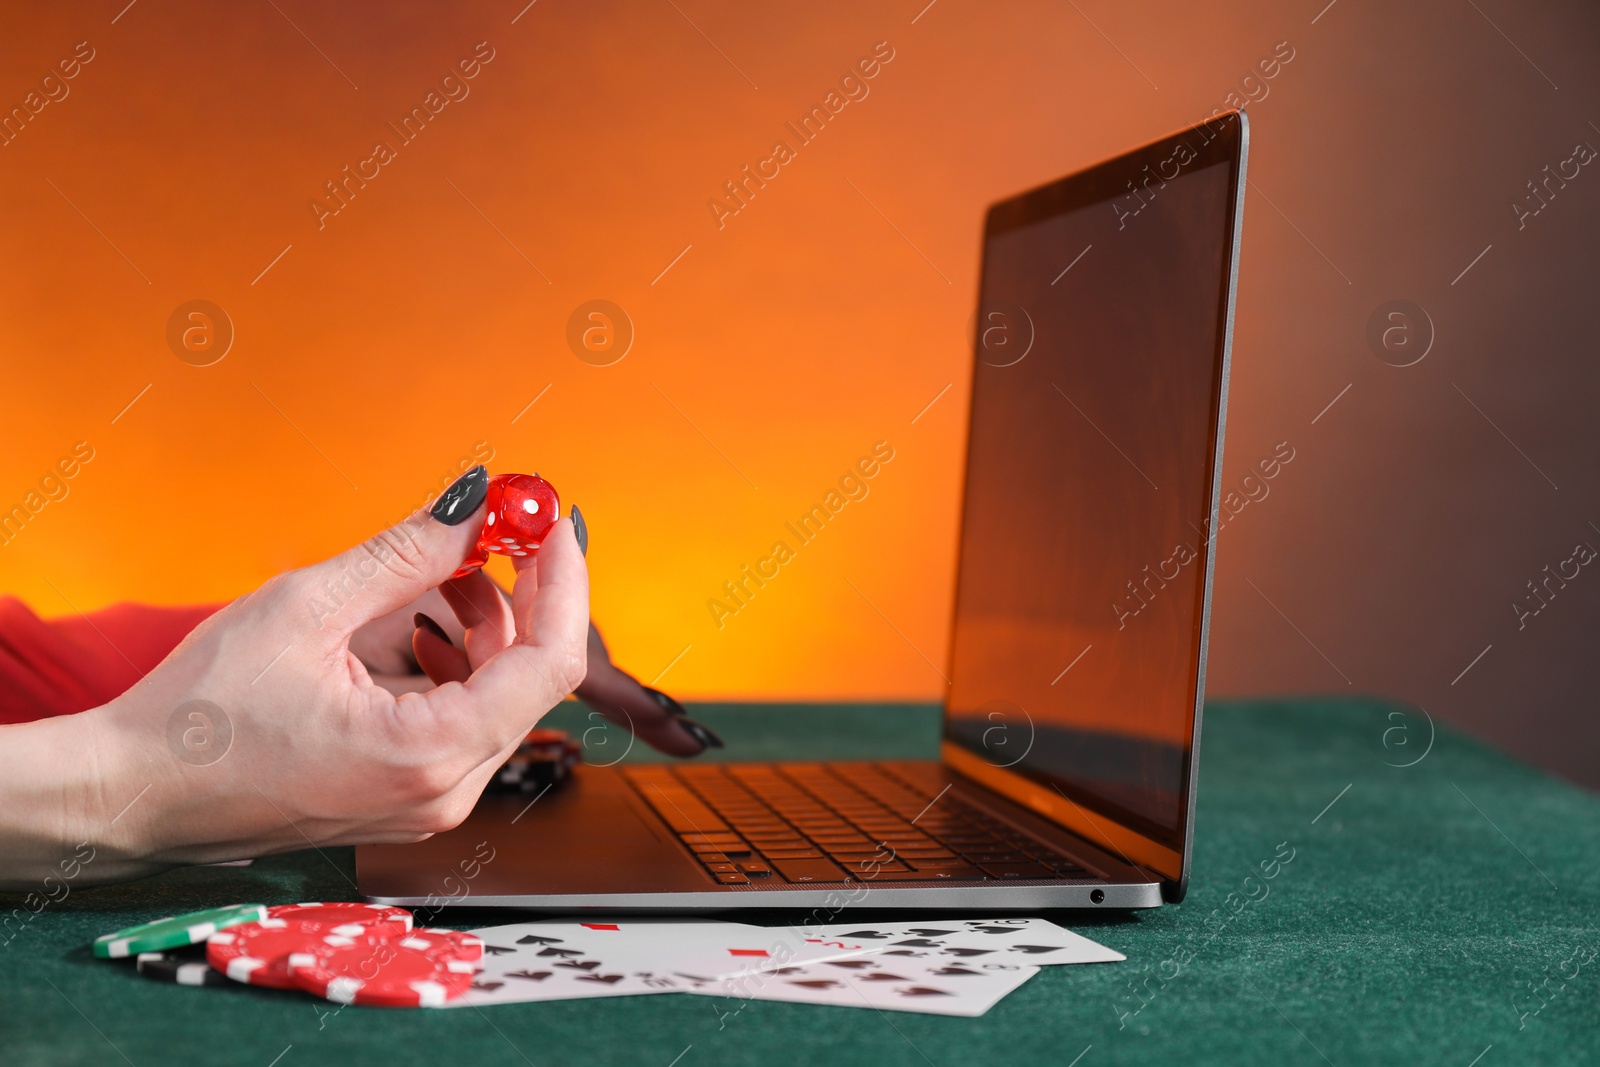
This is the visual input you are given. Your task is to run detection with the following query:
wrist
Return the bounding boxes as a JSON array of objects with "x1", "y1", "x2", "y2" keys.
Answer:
[{"x1": 0, "y1": 709, "x2": 149, "y2": 890}]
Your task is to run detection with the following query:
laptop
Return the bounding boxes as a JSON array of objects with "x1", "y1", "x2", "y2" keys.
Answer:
[{"x1": 358, "y1": 110, "x2": 1248, "y2": 911}]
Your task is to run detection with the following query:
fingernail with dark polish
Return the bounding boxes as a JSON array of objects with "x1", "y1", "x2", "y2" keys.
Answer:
[
  {"x1": 571, "y1": 504, "x2": 588, "y2": 557},
  {"x1": 678, "y1": 718, "x2": 724, "y2": 749},
  {"x1": 643, "y1": 686, "x2": 687, "y2": 717},
  {"x1": 414, "y1": 612, "x2": 452, "y2": 645},
  {"x1": 431, "y1": 465, "x2": 489, "y2": 525}
]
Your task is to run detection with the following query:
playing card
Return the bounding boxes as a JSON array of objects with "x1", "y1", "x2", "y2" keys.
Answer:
[
  {"x1": 449, "y1": 920, "x2": 884, "y2": 1007},
  {"x1": 797, "y1": 917, "x2": 1125, "y2": 967},
  {"x1": 689, "y1": 955, "x2": 1041, "y2": 1017},
  {"x1": 681, "y1": 918, "x2": 1119, "y2": 1016}
]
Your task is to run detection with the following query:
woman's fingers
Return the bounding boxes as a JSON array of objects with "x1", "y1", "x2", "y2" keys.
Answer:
[
  {"x1": 438, "y1": 569, "x2": 516, "y2": 669},
  {"x1": 575, "y1": 658, "x2": 720, "y2": 756},
  {"x1": 459, "y1": 518, "x2": 590, "y2": 737},
  {"x1": 348, "y1": 588, "x2": 465, "y2": 678},
  {"x1": 293, "y1": 468, "x2": 489, "y2": 640},
  {"x1": 506, "y1": 518, "x2": 587, "y2": 652},
  {"x1": 412, "y1": 613, "x2": 471, "y2": 685},
  {"x1": 370, "y1": 672, "x2": 440, "y2": 696},
  {"x1": 574, "y1": 626, "x2": 719, "y2": 755}
]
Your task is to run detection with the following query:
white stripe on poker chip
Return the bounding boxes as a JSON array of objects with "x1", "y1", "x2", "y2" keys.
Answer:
[
  {"x1": 177, "y1": 963, "x2": 210, "y2": 986},
  {"x1": 227, "y1": 957, "x2": 265, "y2": 981},
  {"x1": 323, "y1": 934, "x2": 356, "y2": 947},
  {"x1": 400, "y1": 937, "x2": 428, "y2": 951},
  {"x1": 326, "y1": 976, "x2": 362, "y2": 1004},
  {"x1": 330, "y1": 923, "x2": 366, "y2": 937},
  {"x1": 258, "y1": 918, "x2": 288, "y2": 929},
  {"x1": 103, "y1": 938, "x2": 134, "y2": 958},
  {"x1": 286, "y1": 951, "x2": 318, "y2": 970},
  {"x1": 443, "y1": 959, "x2": 474, "y2": 974},
  {"x1": 186, "y1": 922, "x2": 218, "y2": 942},
  {"x1": 413, "y1": 980, "x2": 447, "y2": 1007},
  {"x1": 209, "y1": 932, "x2": 236, "y2": 945}
]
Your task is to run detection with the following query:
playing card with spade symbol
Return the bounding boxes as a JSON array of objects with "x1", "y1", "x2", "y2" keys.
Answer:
[
  {"x1": 449, "y1": 920, "x2": 885, "y2": 1007},
  {"x1": 684, "y1": 954, "x2": 1042, "y2": 1017},
  {"x1": 797, "y1": 917, "x2": 1124, "y2": 968}
]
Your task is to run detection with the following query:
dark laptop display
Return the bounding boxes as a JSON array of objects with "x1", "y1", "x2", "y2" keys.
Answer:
[{"x1": 945, "y1": 113, "x2": 1246, "y2": 894}]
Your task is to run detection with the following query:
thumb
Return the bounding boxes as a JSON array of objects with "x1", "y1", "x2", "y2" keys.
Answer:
[{"x1": 297, "y1": 466, "x2": 489, "y2": 637}]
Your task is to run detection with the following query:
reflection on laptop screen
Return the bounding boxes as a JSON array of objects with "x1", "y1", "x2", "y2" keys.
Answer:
[{"x1": 946, "y1": 118, "x2": 1241, "y2": 852}]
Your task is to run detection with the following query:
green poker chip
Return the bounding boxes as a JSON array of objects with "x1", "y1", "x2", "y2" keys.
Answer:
[{"x1": 92, "y1": 903, "x2": 267, "y2": 959}]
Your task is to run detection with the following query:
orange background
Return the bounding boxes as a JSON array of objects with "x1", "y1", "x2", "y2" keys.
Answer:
[{"x1": 3, "y1": 0, "x2": 1598, "y2": 786}]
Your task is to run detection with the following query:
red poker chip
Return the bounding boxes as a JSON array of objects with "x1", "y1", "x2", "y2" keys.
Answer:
[
  {"x1": 522, "y1": 728, "x2": 568, "y2": 746},
  {"x1": 288, "y1": 931, "x2": 476, "y2": 1008},
  {"x1": 207, "y1": 919, "x2": 330, "y2": 989},
  {"x1": 266, "y1": 903, "x2": 413, "y2": 936},
  {"x1": 397, "y1": 928, "x2": 484, "y2": 964}
]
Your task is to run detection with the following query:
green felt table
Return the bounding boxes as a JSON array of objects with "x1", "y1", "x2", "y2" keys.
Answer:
[{"x1": 5, "y1": 699, "x2": 1598, "y2": 1066}]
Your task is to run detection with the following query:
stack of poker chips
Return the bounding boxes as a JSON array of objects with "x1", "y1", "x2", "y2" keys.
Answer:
[
  {"x1": 485, "y1": 727, "x2": 582, "y2": 794},
  {"x1": 93, "y1": 902, "x2": 482, "y2": 1008}
]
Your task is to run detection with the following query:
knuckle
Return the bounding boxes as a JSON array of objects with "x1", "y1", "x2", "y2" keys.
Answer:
[
  {"x1": 415, "y1": 797, "x2": 471, "y2": 835},
  {"x1": 253, "y1": 569, "x2": 304, "y2": 608},
  {"x1": 388, "y1": 757, "x2": 459, "y2": 802},
  {"x1": 363, "y1": 524, "x2": 430, "y2": 584},
  {"x1": 552, "y1": 645, "x2": 588, "y2": 696}
]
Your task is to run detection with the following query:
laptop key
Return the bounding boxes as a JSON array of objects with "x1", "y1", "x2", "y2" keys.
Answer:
[
  {"x1": 906, "y1": 856, "x2": 972, "y2": 869},
  {"x1": 760, "y1": 848, "x2": 823, "y2": 860},
  {"x1": 862, "y1": 860, "x2": 911, "y2": 873},
  {"x1": 961, "y1": 852, "x2": 1029, "y2": 863},
  {"x1": 829, "y1": 851, "x2": 894, "y2": 864},
  {"x1": 859, "y1": 867, "x2": 986, "y2": 881},
  {"x1": 716, "y1": 872, "x2": 750, "y2": 884},
  {"x1": 979, "y1": 862, "x2": 1056, "y2": 880},
  {"x1": 771, "y1": 858, "x2": 849, "y2": 883},
  {"x1": 738, "y1": 862, "x2": 773, "y2": 876},
  {"x1": 706, "y1": 862, "x2": 737, "y2": 873}
]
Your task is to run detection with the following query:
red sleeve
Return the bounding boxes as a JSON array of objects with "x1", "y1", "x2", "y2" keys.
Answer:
[{"x1": 0, "y1": 597, "x2": 224, "y2": 724}]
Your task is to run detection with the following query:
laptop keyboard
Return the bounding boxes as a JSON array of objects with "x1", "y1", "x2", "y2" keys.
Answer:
[{"x1": 624, "y1": 762, "x2": 1089, "y2": 886}]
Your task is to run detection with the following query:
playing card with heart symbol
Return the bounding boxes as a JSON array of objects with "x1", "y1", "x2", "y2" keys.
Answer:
[{"x1": 450, "y1": 920, "x2": 884, "y2": 1007}]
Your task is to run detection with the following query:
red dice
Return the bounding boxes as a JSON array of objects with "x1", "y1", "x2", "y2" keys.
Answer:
[{"x1": 451, "y1": 473, "x2": 561, "y2": 579}]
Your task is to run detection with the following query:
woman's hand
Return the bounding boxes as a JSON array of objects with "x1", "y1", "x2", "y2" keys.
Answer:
[
  {"x1": 0, "y1": 488, "x2": 588, "y2": 887},
  {"x1": 350, "y1": 587, "x2": 721, "y2": 758}
]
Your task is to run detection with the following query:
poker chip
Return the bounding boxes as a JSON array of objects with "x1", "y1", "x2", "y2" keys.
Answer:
[
  {"x1": 207, "y1": 918, "x2": 332, "y2": 989},
  {"x1": 135, "y1": 944, "x2": 231, "y2": 987},
  {"x1": 522, "y1": 728, "x2": 569, "y2": 747},
  {"x1": 91, "y1": 903, "x2": 267, "y2": 959},
  {"x1": 487, "y1": 729, "x2": 582, "y2": 795},
  {"x1": 288, "y1": 931, "x2": 476, "y2": 1007},
  {"x1": 266, "y1": 903, "x2": 413, "y2": 936},
  {"x1": 396, "y1": 928, "x2": 484, "y2": 964}
]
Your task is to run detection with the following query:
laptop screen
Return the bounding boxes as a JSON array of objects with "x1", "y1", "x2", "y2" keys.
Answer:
[{"x1": 943, "y1": 114, "x2": 1245, "y2": 871}]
